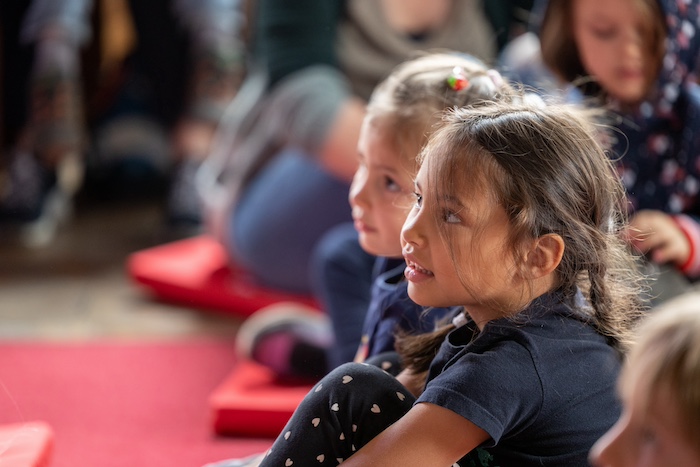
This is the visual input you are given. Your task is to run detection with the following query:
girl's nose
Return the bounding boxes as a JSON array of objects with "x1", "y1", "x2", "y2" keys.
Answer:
[
  {"x1": 401, "y1": 206, "x2": 423, "y2": 247},
  {"x1": 349, "y1": 173, "x2": 369, "y2": 208},
  {"x1": 620, "y1": 27, "x2": 644, "y2": 62}
]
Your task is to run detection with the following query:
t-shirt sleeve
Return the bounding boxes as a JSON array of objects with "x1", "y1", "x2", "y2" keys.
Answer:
[{"x1": 416, "y1": 339, "x2": 542, "y2": 445}]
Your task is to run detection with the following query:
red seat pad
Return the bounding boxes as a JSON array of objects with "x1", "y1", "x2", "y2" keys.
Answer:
[
  {"x1": 0, "y1": 421, "x2": 53, "y2": 467},
  {"x1": 209, "y1": 360, "x2": 314, "y2": 438},
  {"x1": 126, "y1": 235, "x2": 317, "y2": 317}
]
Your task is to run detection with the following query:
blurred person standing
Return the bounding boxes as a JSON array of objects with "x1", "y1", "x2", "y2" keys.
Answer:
[{"x1": 0, "y1": 0, "x2": 248, "y2": 245}]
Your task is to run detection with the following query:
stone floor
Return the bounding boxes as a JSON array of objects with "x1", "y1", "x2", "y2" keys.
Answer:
[{"x1": 0, "y1": 196, "x2": 242, "y2": 342}]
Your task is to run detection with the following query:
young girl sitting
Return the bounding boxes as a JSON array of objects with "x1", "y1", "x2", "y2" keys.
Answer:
[
  {"x1": 589, "y1": 294, "x2": 700, "y2": 466},
  {"x1": 219, "y1": 99, "x2": 645, "y2": 466},
  {"x1": 347, "y1": 53, "x2": 515, "y2": 370},
  {"x1": 237, "y1": 53, "x2": 517, "y2": 380},
  {"x1": 533, "y1": 0, "x2": 700, "y2": 302}
]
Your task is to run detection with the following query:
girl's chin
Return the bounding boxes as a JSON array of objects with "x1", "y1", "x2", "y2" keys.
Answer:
[{"x1": 609, "y1": 83, "x2": 647, "y2": 104}]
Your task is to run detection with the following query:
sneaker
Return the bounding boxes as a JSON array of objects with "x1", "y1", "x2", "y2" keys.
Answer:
[
  {"x1": 236, "y1": 302, "x2": 332, "y2": 381},
  {"x1": 0, "y1": 149, "x2": 77, "y2": 247},
  {"x1": 0, "y1": 149, "x2": 53, "y2": 223}
]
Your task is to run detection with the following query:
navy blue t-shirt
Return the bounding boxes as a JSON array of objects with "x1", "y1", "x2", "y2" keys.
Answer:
[{"x1": 418, "y1": 291, "x2": 622, "y2": 466}]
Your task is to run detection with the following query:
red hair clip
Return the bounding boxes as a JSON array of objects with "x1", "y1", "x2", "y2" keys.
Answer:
[{"x1": 447, "y1": 66, "x2": 470, "y2": 91}]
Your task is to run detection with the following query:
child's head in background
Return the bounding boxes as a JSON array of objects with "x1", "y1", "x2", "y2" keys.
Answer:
[
  {"x1": 401, "y1": 100, "x2": 642, "y2": 345},
  {"x1": 350, "y1": 53, "x2": 514, "y2": 258},
  {"x1": 539, "y1": 0, "x2": 666, "y2": 103},
  {"x1": 589, "y1": 297, "x2": 700, "y2": 466}
]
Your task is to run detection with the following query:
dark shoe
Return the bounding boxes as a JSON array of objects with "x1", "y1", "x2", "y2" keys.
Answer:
[
  {"x1": 0, "y1": 149, "x2": 77, "y2": 247},
  {"x1": 236, "y1": 302, "x2": 332, "y2": 381}
]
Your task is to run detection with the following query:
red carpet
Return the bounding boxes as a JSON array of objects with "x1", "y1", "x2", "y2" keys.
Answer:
[{"x1": 0, "y1": 340, "x2": 272, "y2": 467}]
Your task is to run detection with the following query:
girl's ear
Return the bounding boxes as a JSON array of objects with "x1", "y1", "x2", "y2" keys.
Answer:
[{"x1": 523, "y1": 234, "x2": 565, "y2": 279}]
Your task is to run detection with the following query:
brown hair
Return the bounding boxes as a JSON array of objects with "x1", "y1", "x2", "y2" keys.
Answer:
[{"x1": 398, "y1": 100, "x2": 645, "y2": 373}]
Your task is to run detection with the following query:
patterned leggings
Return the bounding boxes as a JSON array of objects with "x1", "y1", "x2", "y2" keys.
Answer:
[{"x1": 258, "y1": 362, "x2": 416, "y2": 466}]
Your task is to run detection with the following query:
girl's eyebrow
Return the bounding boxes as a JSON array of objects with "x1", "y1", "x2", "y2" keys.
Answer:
[
  {"x1": 371, "y1": 162, "x2": 401, "y2": 174},
  {"x1": 414, "y1": 179, "x2": 466, "y2": 206},
  {"x1": 441, "y1": 194, "x2": 464, "y2": 205}
]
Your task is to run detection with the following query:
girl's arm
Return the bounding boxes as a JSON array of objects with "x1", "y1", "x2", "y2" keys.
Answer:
[{"x1": 340, "y1": 402, "x2": 489, "y2": 467}]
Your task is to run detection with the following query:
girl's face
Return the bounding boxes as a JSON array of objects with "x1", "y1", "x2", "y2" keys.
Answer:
[
  {"x1": 401, "y1": 153, "x2": 521, "y2": 323},
  {"x1": 350, "y1": 118, "x2": 416, "y2": 257},
  {"x1": 589, "y1": 382, "x2": 700, "y2": 467},
  {"x1": 572, "y1": 0, "x2": 657, "y2": 103}
]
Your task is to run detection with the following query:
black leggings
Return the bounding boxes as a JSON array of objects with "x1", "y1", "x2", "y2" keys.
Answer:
[{"x1": 259, "y1": 362, "x2": 416, "y2": 466}]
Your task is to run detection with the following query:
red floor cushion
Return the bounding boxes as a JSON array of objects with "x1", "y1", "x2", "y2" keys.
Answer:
[
  {"x1": 0, "y1": 421, "x2": 53, "y2": 467},
  {"x1": 209, "y1": 360, "x2": 314, "y2": 438},
  {"x1": 126, "y1": 235, "x2": 317, "y2": 317}
]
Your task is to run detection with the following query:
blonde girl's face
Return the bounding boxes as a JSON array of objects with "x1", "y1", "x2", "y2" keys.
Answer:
[
  {"x1": 572, "y1": 0, "x2": 658, "y2": 103},
  {"x1": 589, "y1": 382, "x2": 700, "y2": 467},
  {"x1": 400, "y1": 153, "x2": 521, "y2": 323},
  {"x1": 349, "y1": 118, "x2": 416, "y2": 257}
]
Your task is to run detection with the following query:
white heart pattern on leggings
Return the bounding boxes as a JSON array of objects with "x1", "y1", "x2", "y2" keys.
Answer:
[{"x1": 371, "y1": 404, "x2": 381, "y2": 413}]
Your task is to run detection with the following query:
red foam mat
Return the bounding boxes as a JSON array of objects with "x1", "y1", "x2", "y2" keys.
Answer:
[
  {"x1": 209, "y1": 360, "x2": 313, "y2": 438},
  {"x1": 0, "y1": 341, "x2": 271, "y2": 467},
  {"x1": 127, "y1": 235, "x2": 317, "y2": 317},
  {"x1": 0, "y1": 421, "x2": 53, "y2": 467}
]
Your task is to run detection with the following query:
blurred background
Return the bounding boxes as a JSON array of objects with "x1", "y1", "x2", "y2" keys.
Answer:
[{"x1": 0, "y1": 0, "x2": 248, "y2": 342}]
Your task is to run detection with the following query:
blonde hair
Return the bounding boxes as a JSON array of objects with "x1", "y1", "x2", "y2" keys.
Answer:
[
  {"x1": 539, "y1": 0, "x2": 666, "y2": 98},
  {"x1": 365, "y1": 52, "x2": 516, "y2": 168},
  {"x1": 621, "y1": 296, "x2": 700, "y2": 449},
  {"x1": 398, "y1": 100, "x2": 645, "y2": 372}
]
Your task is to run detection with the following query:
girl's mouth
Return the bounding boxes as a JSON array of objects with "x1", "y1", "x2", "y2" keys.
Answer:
[
  {"x1": 403, "y1": 256, "x2": 434, "y2": 282},
  {"x1": 353, "y1": 219, "x2": 374, "y2": 233}
]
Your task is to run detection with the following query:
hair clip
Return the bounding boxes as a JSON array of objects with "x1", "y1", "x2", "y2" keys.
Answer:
[{"x1": 447, "y1": 66, "x2": 470, "y2": 91}]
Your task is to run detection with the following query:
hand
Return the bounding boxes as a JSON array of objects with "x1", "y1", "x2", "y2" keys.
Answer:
[{"x1": 625, "y1": 210, "x2": 691, "y2": 267}]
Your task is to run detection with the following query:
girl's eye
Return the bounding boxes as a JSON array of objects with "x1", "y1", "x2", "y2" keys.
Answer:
[
  {"x1": 443, "y1": 210, "x2": 461, "y2": 224},
  {"x1": 385, "y1": 176, "x2": 401, "y2": 192},
  {"x1": 413, "y1": 192, "x2": 423, "y2": 208},
  {"x1": 591, "y1": 27, "x2": 616, "y2": 40}
]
